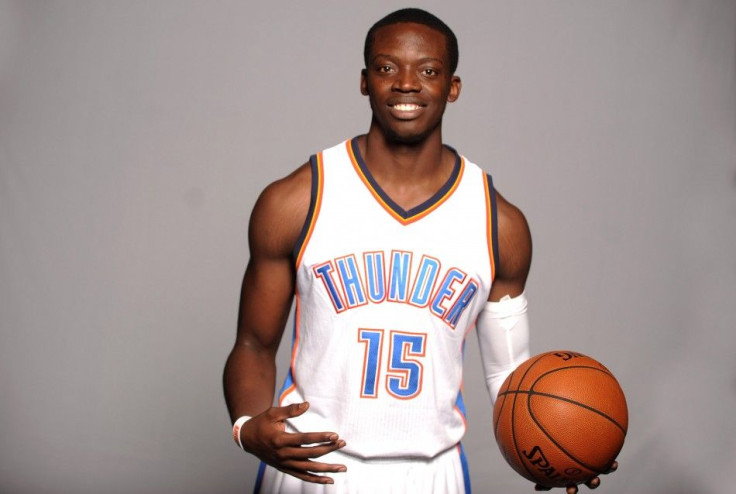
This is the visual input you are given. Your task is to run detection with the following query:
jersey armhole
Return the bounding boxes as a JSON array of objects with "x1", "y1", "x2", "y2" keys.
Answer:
[
  {"x1": 484, "y1": 174, "x2": 500, "y2": 282},
  {"x1": 292, "y1": 153, "x2": 324, "y2": 268}
]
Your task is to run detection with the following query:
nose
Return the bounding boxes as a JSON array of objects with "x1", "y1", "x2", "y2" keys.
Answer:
[{"x1": 392, "y1": 68, "x2": 420, "y2": 92}]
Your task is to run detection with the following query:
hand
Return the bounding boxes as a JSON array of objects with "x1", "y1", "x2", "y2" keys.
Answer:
[
  {"x1": 534, "y1": 461, "x2": 618, "y2": 494},
  {"x1": 240, "y1": 402, "x2": 347, "y2": 484}
]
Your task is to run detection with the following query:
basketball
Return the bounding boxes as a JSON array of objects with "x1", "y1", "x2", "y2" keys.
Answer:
[{"x1": 493, "y1": 351, "x2": 628, "y2": 488}]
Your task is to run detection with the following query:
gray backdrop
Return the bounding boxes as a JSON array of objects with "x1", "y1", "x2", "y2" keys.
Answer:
[{"x1": 1, "y1": 1, "x2": 734, "y2": 493}]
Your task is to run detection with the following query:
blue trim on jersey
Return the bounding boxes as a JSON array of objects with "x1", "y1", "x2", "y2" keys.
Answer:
[
  {"x1": 455, "y1": 388, "x2": 468, "y2": 420},
  {"x1": 278, "y1": 368, "x2": 295, "y2": 400},
  {"x1": 455, "y1": 339, "x2": 469, "y2": 420},
  {"x1": 276, "y1": 313, "x2": 298, "y2": 400},
  {"x1": 253, "y1": 461, "x2": 266, "y2": 494},
  {"x1": 292, "y1": 154, "x2": 321, "y2": 262},
  {"x1": 350, "y1": 137, "x2": 461, "y2": 219},
  {"x1": 485, "y1": 174, "x2": 500, "y2": 274},
  {"x1": 459, "y1": 442, "x2": 472, "y2": 494}
]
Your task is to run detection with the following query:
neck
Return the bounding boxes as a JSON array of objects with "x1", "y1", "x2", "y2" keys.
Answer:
[
  {"x1": 361, "y1": 120, "x2": 447, "y2": 180},
  {"x1": 355, "y1": 121, "x2": 456, "y2": 212}
]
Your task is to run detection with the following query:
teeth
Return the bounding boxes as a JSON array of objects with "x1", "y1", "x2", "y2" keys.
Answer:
[{"x1": 393, "y1": 103, "x2": 420, "y2": 111}]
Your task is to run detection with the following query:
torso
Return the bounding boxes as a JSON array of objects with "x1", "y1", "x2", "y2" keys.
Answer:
[{"x1": 278, "y1": 137, "x2": 500, "y2": 459}]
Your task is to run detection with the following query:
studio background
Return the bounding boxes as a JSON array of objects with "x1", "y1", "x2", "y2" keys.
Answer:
[{"x1": 1, "y1": 1, "x2": 734, "y2": 493}]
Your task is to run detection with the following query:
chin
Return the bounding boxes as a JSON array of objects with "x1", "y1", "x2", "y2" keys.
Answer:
[
  {"x1": 383, "y1": 124, "x2": 438, "y2": 145},
  {"x1": 385, "y1": 132, "x2": 425, "y2": 145}
]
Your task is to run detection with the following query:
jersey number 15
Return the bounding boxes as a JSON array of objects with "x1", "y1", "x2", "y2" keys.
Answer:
[{"x1": 358, "y1": 329, "x2": 427, "y2": 400}]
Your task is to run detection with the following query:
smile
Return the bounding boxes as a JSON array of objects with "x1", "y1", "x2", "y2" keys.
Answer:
[{"x1": 391, "y1": 103, "x2": 422, "y2": 111}]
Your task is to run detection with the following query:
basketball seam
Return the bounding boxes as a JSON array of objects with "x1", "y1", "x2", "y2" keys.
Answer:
[
  {"x1": 529, "y1": 366, "x2": 627, "y2": 435},
  {"x1": 510, "y1": 353, "x2": 548, "y2": 483},
  {"x1": 498, "y1": 389, "x2": 627, "y2": 436},
  {"x1": 523, "y1": 364, "x2": 626, "y2": 475},
  {"x1": 526, "y1": 388, "x2": 622, "y2": 475},
  {"x1": 493, "y1": 370, "x2": 514, "y2": 438}
]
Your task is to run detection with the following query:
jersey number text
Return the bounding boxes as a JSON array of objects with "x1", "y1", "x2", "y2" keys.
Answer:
[{"x1": 358, "y1": 329, "x2": 427, "y2": 399}]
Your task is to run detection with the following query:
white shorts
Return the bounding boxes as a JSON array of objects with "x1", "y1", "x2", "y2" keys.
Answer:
[{"x1": 254, "y1": 445, "x2": 471, "y2": 494}]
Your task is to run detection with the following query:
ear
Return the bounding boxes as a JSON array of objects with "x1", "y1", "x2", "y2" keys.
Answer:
[
  {"x1": 360, "y1": 69, "x2": 369, "y2": 95},
  {"x1": 447, "y1": 75, "x2": 461, "y2": 103}
]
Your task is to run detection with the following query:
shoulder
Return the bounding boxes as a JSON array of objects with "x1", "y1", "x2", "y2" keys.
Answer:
[
  {"x1": 495, "y1": 191, "x2": 530, "y2": 242},
  {"x1": 248, "y1": 162, "x2": 312, "y2": 260},
  {"x1": 491, "y1": 190, "x2": 532, "y2": 297}
]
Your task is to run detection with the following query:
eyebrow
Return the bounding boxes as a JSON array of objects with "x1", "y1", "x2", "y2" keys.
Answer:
[{"x1": 371, "y1": 54, "x2": 445, "y2": 65}]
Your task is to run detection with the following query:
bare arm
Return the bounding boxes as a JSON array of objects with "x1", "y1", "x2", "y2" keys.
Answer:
[
  {"x1": 223, "y1": 164, "x2": 309, "y2": 420},
  {"x1": 223, "y1": 163, "x2": 346, "y2": 484},
  {"x1": 489, "y1": 191, "x2": 532, "y2": 301},
  {"x1": 488, "y1": 193, "x2": 616, "y2": 493}
]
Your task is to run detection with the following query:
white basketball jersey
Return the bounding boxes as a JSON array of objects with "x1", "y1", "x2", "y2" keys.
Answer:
[{"x1": 278, "y1": 138, "x2": 499, "y2": 459}]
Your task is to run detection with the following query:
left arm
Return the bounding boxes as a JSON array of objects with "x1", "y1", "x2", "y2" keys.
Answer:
[
  {"x1": 479, "y1": 191, "x2": 617, "y2": 494},
  {"x1": 476, "y1": 190, "x2": 532, "y2": 404}
]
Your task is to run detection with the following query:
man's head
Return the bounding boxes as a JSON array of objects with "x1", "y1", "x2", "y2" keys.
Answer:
[
  {"x1": 360, "y1": 10, "x2": 461, "y2": 145},
  {"x1": 364, "y1": 8, "x2": 459, "y2": 75}
]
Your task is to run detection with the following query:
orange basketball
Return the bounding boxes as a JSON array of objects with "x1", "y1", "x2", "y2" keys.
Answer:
[{"x1": 493, "y1": 351, "x2": 628, "y2": 488}]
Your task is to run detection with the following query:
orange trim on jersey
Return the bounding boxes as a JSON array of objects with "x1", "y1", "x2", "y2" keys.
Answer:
[
  {"x1": 454, "y1": 380, "x2": 469, "y2": 431},
  {"x1": 484, "y1": 177, "x2": 497, "y2": 282},
  {"x1": 346, "y1": 141, "x2": 465, "y2": 226},
  {"x1": 294, "y1": 152, "x2": 324, "y2": 269},
  {"x1": 454, "y1": 404, "x2": 468, "y2": 430},
  {"x1": 358, "y1": 328, "x2": 385, "y2": 399}
]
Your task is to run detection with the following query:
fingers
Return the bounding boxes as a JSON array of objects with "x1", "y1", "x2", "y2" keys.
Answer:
[
  {"x1": 606, "y1": 461, "x2": 618, "y2": 474},
  {"x1": 269, "y1": 401, "x2": 311, "y2": 421},
  {"x1": 281, "y1": 457, "x2": 347, "y2": 474},
  {"x1": 285, "y1": 469, "x2": 336, "y2": 485},
  {"x1": 248, "y1": 403, "x2": 353, "y2": 484},
  {"x1": 584, "y1": 477, "x2": 600, "y2": 489},
  {"x1": 280, "y1": 465, "x2": 346, "y2": 484},
  {"x1": 275, "y1": 440, "x2": 347, "y2": 461},
  {"x1": 283, "y1": 469, "x2": 336, "y2": 485},
  {"x1": 277, "y1": 431, "x2": 345, "y2": 448},
  {"x1": 535, "y1": 470, "x2": 607, "y2": 494},
  {"x1": 262, "y1": 403, "x2": 345, "y2": 450},
  {"x1": 277, "y1": 456, "x2": 347, "y2": 485}
]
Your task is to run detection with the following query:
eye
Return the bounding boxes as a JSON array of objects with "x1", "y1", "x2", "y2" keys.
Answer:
[
  {"x1": 422, "y1": 68, "x2": 438, "y2": 77},
  {"x1": 378, "y1": 65, "x2": 393, "y2": 73}
]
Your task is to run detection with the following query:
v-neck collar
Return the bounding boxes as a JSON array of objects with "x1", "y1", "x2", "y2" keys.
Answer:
[{"x1": 346, "y1": 137, "x2": 464, "y2": 226}]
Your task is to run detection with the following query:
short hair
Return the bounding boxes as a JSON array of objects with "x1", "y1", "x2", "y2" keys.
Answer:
[{"x1": 363, "y1": 8, "x2": 459, "y2": 74}]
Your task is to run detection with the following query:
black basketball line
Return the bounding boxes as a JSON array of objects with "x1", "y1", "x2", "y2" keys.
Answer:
[
  {"x1": 525, "y1": 388, "x2": 622, "y2": 475},
  {"x1": 514, "y1": 364, "x2": 626, "y2": 476},
  {"x1": 493, "y1": 369, "x2": 515, "y2": 438},
  {"x1": 530, "y1": 366, "x2": 627, "y2": 434},
  {"x1": 510, "y1": 353, "x2": 549, "y2": 482},
  {"x1": 500, "y1": 390, "x2": 627, "y2": 436}
]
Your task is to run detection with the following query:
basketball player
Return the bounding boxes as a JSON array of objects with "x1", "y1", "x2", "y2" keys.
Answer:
[{"x1": 224, "y1": 8, "x2": 614, "y2": 494}]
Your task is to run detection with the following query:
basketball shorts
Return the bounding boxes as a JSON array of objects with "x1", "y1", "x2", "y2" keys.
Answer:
[{"x1": 254, "y1": 444, "x2": 471, "y2": 494}]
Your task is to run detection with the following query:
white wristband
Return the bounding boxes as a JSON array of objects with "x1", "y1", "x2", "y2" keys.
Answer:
[{"x1": 232, "y1": 415, "x2": 252, "y2": 450}]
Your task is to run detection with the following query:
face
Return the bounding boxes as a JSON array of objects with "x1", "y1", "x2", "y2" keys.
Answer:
[{"x1": 361, "y1": 22, "x2": 461, "y2": 144}]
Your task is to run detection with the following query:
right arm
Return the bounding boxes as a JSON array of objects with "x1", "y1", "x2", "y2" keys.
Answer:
[{"x1": 223, "y1": 163, "x2": 346, "y2": 484}]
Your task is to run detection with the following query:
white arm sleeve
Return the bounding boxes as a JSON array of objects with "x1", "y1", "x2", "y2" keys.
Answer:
[{"x1": 476, "y1": 291, "x2": 531, "y2": 406}]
